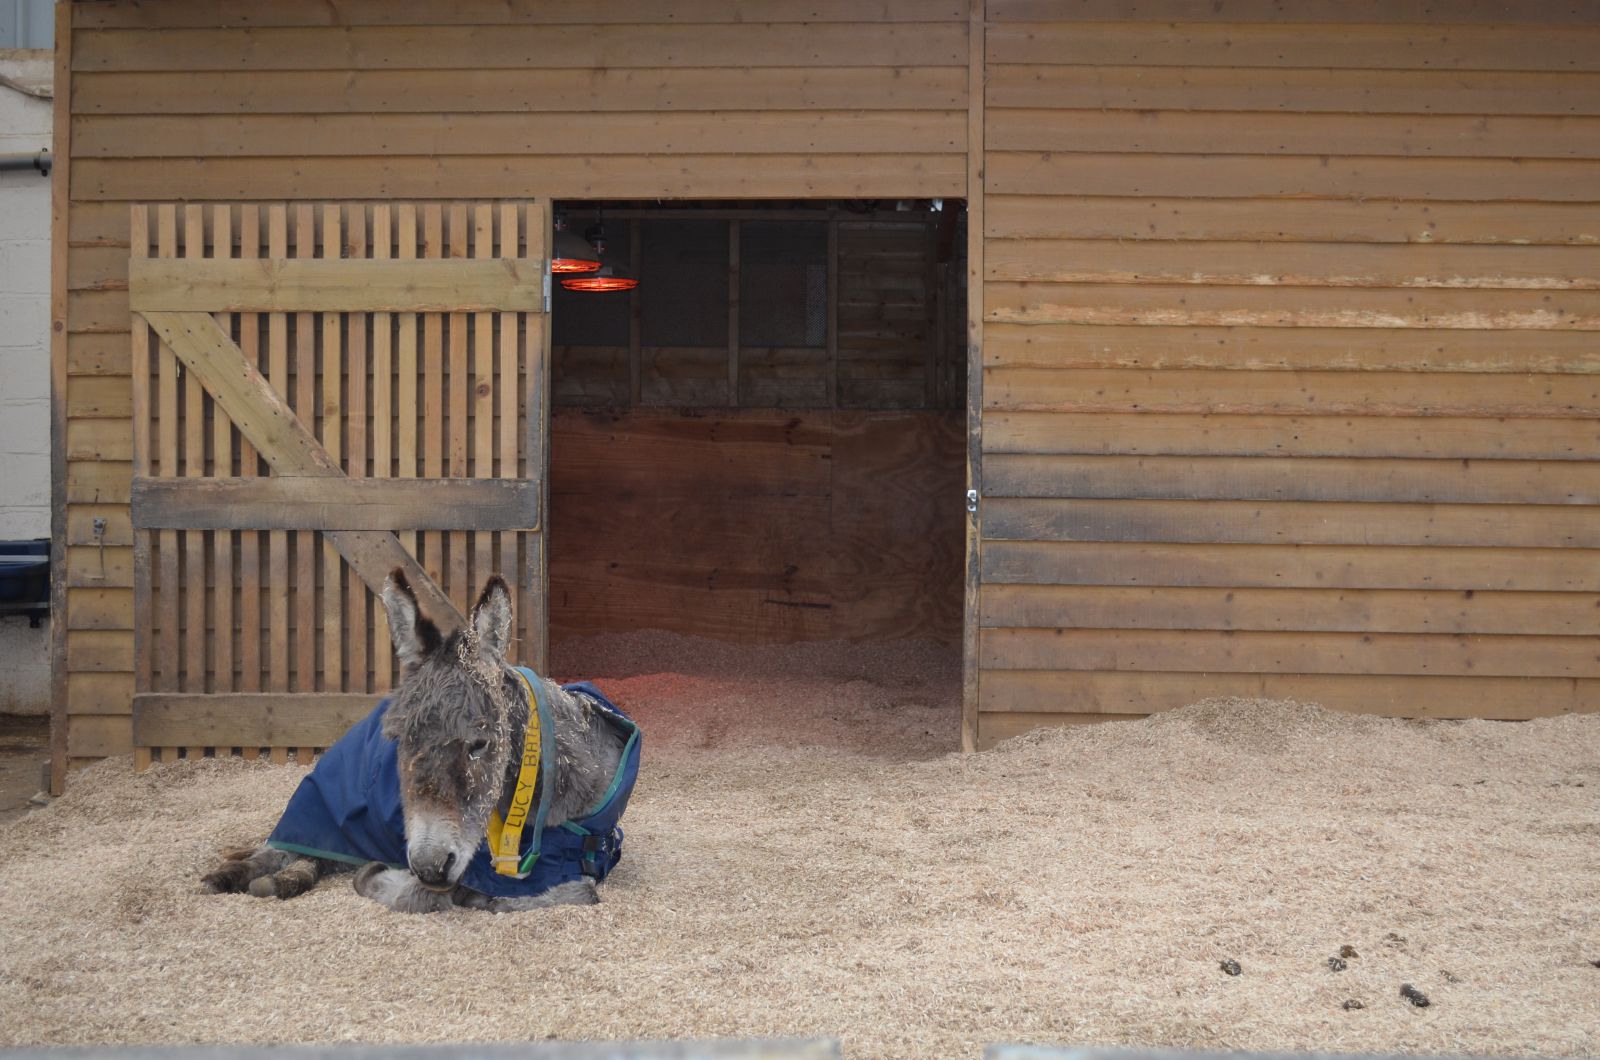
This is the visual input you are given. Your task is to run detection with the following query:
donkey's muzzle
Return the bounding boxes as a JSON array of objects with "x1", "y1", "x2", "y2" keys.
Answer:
[{"x1": 410, "y1": 850, "x2": 458, "y2": 891}]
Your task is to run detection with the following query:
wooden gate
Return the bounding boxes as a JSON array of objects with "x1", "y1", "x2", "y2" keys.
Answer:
[{"x1": 126, "y1": 202, "x2": 550, "y2": 766}]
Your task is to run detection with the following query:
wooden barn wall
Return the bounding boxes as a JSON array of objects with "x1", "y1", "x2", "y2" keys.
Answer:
[
  {"x1": 53, "y1": 0, "x2": 968, "y2": 785},
  {"x1": 973, "y1": 2, "x2": 1600, "y2": 747}
]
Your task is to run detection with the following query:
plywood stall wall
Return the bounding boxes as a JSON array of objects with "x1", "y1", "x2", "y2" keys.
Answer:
[
  {"x1": 53, "y1": 0, "x2": 969, "y2": 787},
  {"x1": 973, "y1": 1, "x2": 1600, "y2": 747}
]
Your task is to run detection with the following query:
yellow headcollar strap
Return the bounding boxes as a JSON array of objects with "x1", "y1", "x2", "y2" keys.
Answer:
[{"x1": 486, "y1": 668, "x2": 542, "y2": 876}]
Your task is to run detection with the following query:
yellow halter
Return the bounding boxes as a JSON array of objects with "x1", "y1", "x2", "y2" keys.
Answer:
[{"x1": 485, "y1": 667, "x2": 543, "y2": 876}]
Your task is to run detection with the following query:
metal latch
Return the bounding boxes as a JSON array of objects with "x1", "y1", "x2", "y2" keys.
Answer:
[{"x1": 966, "y1": 489, "x2": 978, "y2": 513}]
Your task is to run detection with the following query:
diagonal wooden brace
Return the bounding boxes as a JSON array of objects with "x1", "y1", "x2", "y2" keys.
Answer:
[{"x1": 139, "y1": 309, "x2": 467, "y2": 631}]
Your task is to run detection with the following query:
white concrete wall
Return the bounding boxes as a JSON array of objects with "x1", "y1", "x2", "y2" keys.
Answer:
[{"x1": 0, "y1": 50, "x2": 53, "y2": 715}]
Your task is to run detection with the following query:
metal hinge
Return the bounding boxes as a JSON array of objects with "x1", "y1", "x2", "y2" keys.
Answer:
[
  {"x1": 543, "y1": 269, "x2": 552, "y2": 313},
  {"x1": 966, "y1": 489, "x2": 978, "y2": 513}
]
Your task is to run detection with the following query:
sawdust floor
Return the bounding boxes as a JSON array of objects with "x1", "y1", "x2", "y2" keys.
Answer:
[{"x1": 2, "y1": 633, "x2": 1598, "y2": 1057}]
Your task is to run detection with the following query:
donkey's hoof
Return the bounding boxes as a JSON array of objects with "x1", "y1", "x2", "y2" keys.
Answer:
[
  {"x1": 201, "y1": 862, "x2": 250, "y2": 894},
  {"x1": 247, "y1": 875, "x2": 279, "y2": 898},
  {"x1": 352, "y1": 861, "x2": 387, "y2": 897}
]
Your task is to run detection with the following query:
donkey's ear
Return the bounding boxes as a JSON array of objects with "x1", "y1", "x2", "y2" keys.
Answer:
[
  {"x1": 382, "y1": 567, "x2": 441, "y2": 672},
  {"x1": 471, "y1": 574, "x2": 514, "y2": 666}
]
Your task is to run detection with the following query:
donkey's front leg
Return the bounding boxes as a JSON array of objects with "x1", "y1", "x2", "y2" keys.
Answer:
[
  {"x1": 352, "y1": 862, "x2": 457, "y2": 914},
  {"x1": 203, "y1": 845, "x2": 325, "y2": 899},
  {"x1": 451, "y1": 878, "x2": 600, "y2": 913}
]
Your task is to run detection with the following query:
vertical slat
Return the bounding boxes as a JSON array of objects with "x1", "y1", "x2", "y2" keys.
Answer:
[
  {"x1": 182, "y1": 205, "x2": 206, "y2": 716},
  {"x1": 237, "y1": 205, "x2": 262, "y2": 696},
  {"x1": 373, "y1": 204, "x2": 396, "y2": 690},
  {"x1": 346, "y1": 204, "x2": 370, "y2": 694},
  {"x1": 422, "y1": 204, "x2": 444, "y2": 600},
  {"x1": 156, "y1": 205, "x2": 179, "y2": 697},
  {"x1": 963, "y1": 0, "x2": 986, "y2": 753},
  {"x1": 294, "y1": 204, "x2": 317, "y2": 764},
  {"x1": 448, "y1": 202, "x2": 470, "y2": 611},
  {"x1": 827, "y1": 219, "x2": 839, "y2": 410},
  {"x1": 497, "y1": 202, "x2": 520, "y2": 650},
  {"x1": 526, "y1": 201, "x2": 551, "y2": 673},
  {"x1": 130, "y1": 204, "x2": 152, "y2": 772},
  {"x1": 267, "y1": 205, "x2": 290, "y2": 702},
  {"x1": 322, "y1": 204, "x2": 345, "y2": 694},
  {"x1": 473, "y1": 204, "x2": 495, "y2": 599},
  {"x1": 211, "y1": 204, "x2": 234, "y2": 699},
  {"x1": 728, "y1": 219, "x2": 740, "y2": 407},
  {"x1": 397, "y1": 204, "x2": 419, "y2": 598}
]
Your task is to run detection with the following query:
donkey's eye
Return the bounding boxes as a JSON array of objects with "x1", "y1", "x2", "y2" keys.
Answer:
[{"x1": 467, "y1": 739, "x2": 490, "y2": 761}]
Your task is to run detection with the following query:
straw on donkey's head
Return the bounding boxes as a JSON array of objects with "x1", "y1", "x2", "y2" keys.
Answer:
[{"x1": 199, "y1": 570, "x2": 626, "y2": 913}]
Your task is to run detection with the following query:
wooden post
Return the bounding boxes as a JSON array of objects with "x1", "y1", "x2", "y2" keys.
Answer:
[{"x1": 962, "y1": 0, "x2": 986, "y2": 754}]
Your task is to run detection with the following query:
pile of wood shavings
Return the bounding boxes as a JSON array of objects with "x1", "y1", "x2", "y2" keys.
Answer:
[{"x1": 2, "y1": 632, "x2": 1596, "y2": 1058}]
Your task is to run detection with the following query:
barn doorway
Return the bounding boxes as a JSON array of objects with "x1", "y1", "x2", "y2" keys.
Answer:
[{"x1": 545, "y1": 200, "x2": 967, "y2": 752}]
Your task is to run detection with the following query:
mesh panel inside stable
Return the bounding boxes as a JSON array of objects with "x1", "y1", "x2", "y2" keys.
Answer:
[
  {"x1": 640, "y1": 219, "x2": 729, "y2": 348},
  {"x1": 740, "y1": 221, "x2": 828, "y2": 348}
]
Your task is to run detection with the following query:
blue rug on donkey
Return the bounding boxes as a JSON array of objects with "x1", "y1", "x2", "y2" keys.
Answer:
[{"x1": 265, "y1": 667, "x2": 641, "y2": 898}]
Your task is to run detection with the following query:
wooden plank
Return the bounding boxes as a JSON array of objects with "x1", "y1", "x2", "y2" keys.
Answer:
[
  {"x1": 294, "y1": 205, "x2": 317, "y2": 701},
  {"x1": 982, "y1": 497, "x2": 1600, "y2": 549},
  {"x1": 129, "y1": 206, "x2": 151, "y2": 700},
  {"x1": 987, "y1": 64, "x2": 1600, "y2": 118},
  {"x1": 473, "y1": 204, "x2": 495, "y2": 607},
  {"x1": 977, "y1": 671, "x2": 1600, "y2": 726},
  {"x1": 65, "y1": 460, "x2": 134, "y2": 505},
  {"x1": 346, "y1": 204, "x2": 369, "y2": 694},
  {"x1": 155, "y1": 206, "x2": 179, "y2": 695},
  {"x1": 982, "y1": 367, "x2": 1600, "y2": 417},
  {"x1": 64, "y1": 376, "x2": 132, "y2": 418},
  {"x1": 372, "y1": 204, "x2": 395, "y2": 690},
  {"x1": 322, "y1": 204, "x2": 345, "y2": 694},
  {"x1": 980, "y1": 584, "x2": 1600, "y2": 636},
  {"x1": 988, "y1": 194, "x2": 1600, "y2": 247},
  {"x1": 67, "y1": 672, "x2": 135, "y2": 714},
  {"x1": 182, "y1": 204, "x2": 207, "y2": 696},
  {"x1": 982, "y1": 627, "x2": 1599, "y2": 679},
  {"x1": 496, "y1": 203, "x2": 520, "y2": 672},
  {"x1": 982, "y1": 540, "x2": 1600, "y2": 592},
  {"x1": 67, "y1": 334, "x2": 133, "y2": 376},
  {"x1": 74, "y1": 24, "x2": 969, "y2": 71},
  {"x1": 422, "y1": 205, "x2": 445, "y2": 602},
  {"x1": 981, "y1": 411, "x2": 1600, "y2": 462},
  {"x1": 985, "y1": 153, "x2": 1600, "y2": 203},
  {"x1": 211, "y1": 204, "x2": 234, "y2": 696},
  {"x1": 46, "y1": 0, "x2": 74, "y2": 790},
  {"x1": 65, "y1": 419, "x2": 134, "y2": 462},
  {"x1": 526, "y1": 201, "x2": 551, "y2": 674},
  {"x1": 237, "y1": 204, "x2": 261, "y2": 695},
  {"x1": 983, "y1": 454, "x2": 1600, "y2": 505},
  {"x1": 448, "y1": 203, "x2": 470, "y2": 612},
  {"x1": 985, "y1": 109, "x2": 1600, "y2": 159},
  {"x1": 133, "y1": 693, "x2": 376, "y2": 748},
  {"x1": 76, "y1": 111, "x2": 966, "y2": 158},
  {"x1": 66, "y1": 289, "x2": 130, "y2": 333},
  {"x1": 984, "y1": 240, "x2": 1600, "y2": 291},
  {"x1": 68, "y1": 630, "x2": 136, "y2": 673},
  {"x1": 266, "y1": 205, "x2": 291, "y2": 699},
  {"x1": 963, "y1": 0, "x2": 985, "y2": 753},
  {"x1": 74, "y1": 67, "x2": 969, "y2": 115},
  {"x1": 73, "y1": 155, "x2": 967, "y2": 202},
  {"x1": 66, "y1": 546, "x2": 134, "y2": 588},
  {"x1": 985, "y1": 22, "x2": 1600, "y2": 70},
  {"x1": 977, "y1": 710, "x2": 1129, "y2": 746},
  {"x1": 75, "y1": 0, "x2": 968, "y2": 27},
  {"x1": 66, "y1": 714, "x2": 133, "y2": 759},
  {"x1": 980, "y1": 323, "x2": 1600, "y2": 374},
  {"x1": 129, "y1": 257, "x2": 546, "y2": 312},
  {"x1": 66, "y1": 588, "x2": 136, "y2": 631},
  {"x1": 985, "y1": 0, "x2": 1600, "y2": 23}
]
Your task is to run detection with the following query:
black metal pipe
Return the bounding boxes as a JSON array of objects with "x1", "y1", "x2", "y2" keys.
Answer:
[{"x1": 0, "y1": 150, "x2": 52, "y2": 176}]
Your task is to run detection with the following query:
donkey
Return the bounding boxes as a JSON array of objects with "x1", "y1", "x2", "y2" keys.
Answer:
[{"x1": 201, "y1": 570, "x2": 640, "y2": 913}]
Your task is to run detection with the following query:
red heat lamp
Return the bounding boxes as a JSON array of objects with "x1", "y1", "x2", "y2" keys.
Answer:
[
  {"x1": 559, "y1": 219, "x2": 637, "y2": 292},
  {"x1": 551, "y1": 215, "x2": 600, "y2": 274}
]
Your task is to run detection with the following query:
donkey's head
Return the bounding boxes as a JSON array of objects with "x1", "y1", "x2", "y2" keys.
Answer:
[{"x1": 379, "y1": 569, "x2": 522, "y2": 891}]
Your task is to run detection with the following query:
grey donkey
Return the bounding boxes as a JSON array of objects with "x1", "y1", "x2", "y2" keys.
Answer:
[{"x1": 200, "y1": 570, "x2": 628, "y2": 913}]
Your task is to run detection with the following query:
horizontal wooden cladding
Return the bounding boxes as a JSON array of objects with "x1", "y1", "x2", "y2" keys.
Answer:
[
  {"x1": 984, "y1": 285, "x2": 1600, "y2": 331},
  {"x1": 131, "y1": 477, "x2": 539, "y2": 531},
  {"x1": 982, "y1": 498, "x2": 1600, "y2": 549},
  {"x1": 74, "y1": 67, "x2": 968, "y2": 115},
  {"x1": 982, "y1": 324, "x2": 1600, "y2": 373},
  {"x1": 981, "y1": 627, "x2": 1600, "y2": 678},
  {"x1": 986, "y1": 153, "x2": 1600, "y2": 201},
  {"x1": 73, "y1": 156, "x2": 966, "y2": 202},
  {"x1": 985, "y1": 22, "x2": 1600, "y2": 70},
  {"x1": 982, "y1": 368, "x2": 1600, "y2": 417},
  {"x1": 980, "y1": 584, "x2": 1600, "y2": 636},
  {"x1": 133, "y1": 693, "x2": 376, "y2": 747},
  {"x1": 985, "y1": 196, "x2": 1600, "y2": 246},
  {"x1": 77, "y1": 112, "x2": 965, "y2": 158},
  {"x1": 978, "y1": 671, "x2": 1598, "y2": 723},
  {"x1": 985, "y1": 241, "x2": 1600, "y2": 291},
  {"x1": 76, "y1": 0, "x2": 967, "y2": 27},
  {"x1": 982, "y1": 411, "x2": 1600, "y2": 461},
  {"x1": 130, "y1": 259, "x2": 545, "y2": 312},
  {"x1": 74, "y1": 24, "x2": 968, "y2": 71},
  {"x1": 981, "y1": 540, "x2": 1600, "y2": 592},
  {"x1": 986, "y1": 66, "x2": 1600, "y2": 116},
  {"x1": 983, "y1": 454, "x2": 1600, "y2": 505},
  {"x1": 987, "y1": 109, "x2": 1600, "y2": 159},
  {"x1": 985, "y1": 0, "x2": 1600, "y2": 24}
]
